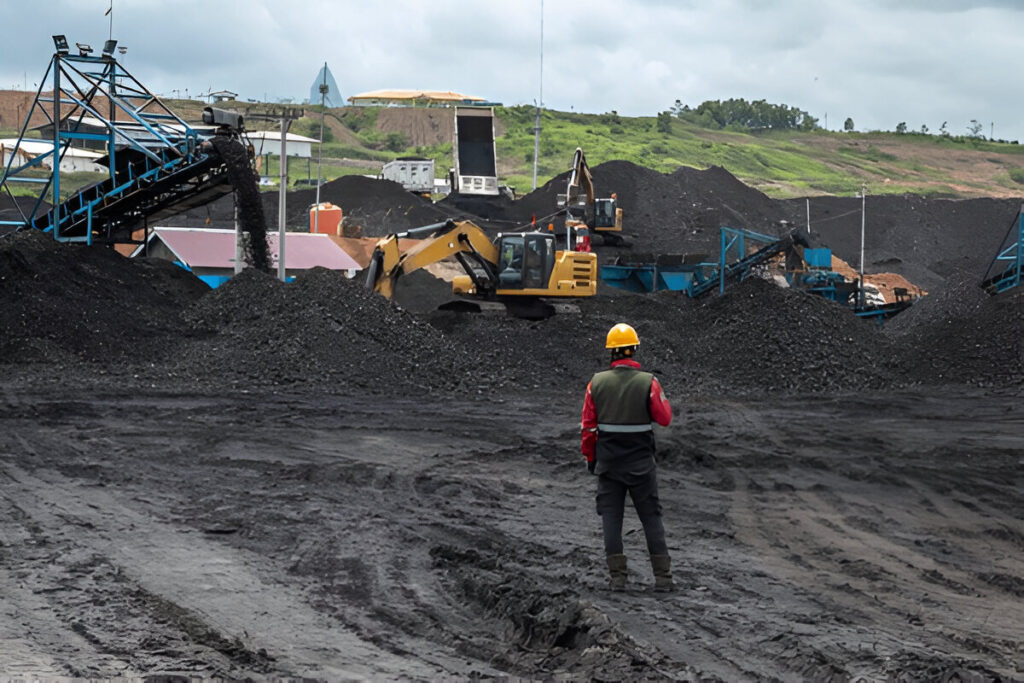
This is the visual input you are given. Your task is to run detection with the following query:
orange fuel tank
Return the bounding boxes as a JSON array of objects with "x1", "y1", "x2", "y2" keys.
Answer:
[{"x1": 309, "y1": 203, "x2": 343, "y2": 235}]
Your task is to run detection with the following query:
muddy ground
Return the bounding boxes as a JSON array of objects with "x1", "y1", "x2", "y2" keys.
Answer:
[
  {"x1": 1, "y1": 383, "x2": 1022, "y2": 681},
  {"x1": 1, "y1": 158, "x2": 1023, "y2": 679}
]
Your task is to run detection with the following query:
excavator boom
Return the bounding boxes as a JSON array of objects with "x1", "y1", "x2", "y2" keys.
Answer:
[
  {"x1": 558, "y1": 147, "x2": 625, "y2": 244},
  {"x1": 365, "y1": 219, "x2": 597, "y2": 317},
  {"x1": 367, "y1": 220, "x2": 499, "y2": 299}
]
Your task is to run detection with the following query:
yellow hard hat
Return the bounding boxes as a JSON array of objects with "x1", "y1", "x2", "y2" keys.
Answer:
[{"x1": 605, "y1": 323, "x2": 640, "y2": 349}]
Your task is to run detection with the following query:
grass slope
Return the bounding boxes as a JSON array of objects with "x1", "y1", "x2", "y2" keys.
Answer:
[{"x1": 5, "y1": 102, "x2": 1024, "y2": 200}]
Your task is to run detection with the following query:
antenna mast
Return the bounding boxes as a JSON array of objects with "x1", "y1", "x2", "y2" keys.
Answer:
[{"x1": 531, "y1": 0, "x2": 543, "y2": 190}]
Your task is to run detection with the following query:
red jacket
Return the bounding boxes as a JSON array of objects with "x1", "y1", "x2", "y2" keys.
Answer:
[{"x1": 580, "y1": 359, "x2": 672, "y2": 462}]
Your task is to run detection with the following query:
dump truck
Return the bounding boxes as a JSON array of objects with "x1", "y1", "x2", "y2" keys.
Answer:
[{"x1": 448, "y1": 107, "x2": 499, "y2": 197}]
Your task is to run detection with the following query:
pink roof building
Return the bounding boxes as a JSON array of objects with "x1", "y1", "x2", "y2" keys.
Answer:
[{"x1": 131, "y1": 227, "x2": 361, "y2": 287}]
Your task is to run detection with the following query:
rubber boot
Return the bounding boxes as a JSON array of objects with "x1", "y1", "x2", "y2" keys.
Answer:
[
  {"x1": 651, "y1": 554, "x2": 674, "y2": 592},
  {"x1": 606, "y1": 554, "x2": 628, "y2": 591}
]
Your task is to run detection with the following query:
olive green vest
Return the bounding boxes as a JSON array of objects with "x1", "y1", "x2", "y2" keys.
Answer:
[{"x1": 591, "y1": 366, "x2": 653, "y2": 431}]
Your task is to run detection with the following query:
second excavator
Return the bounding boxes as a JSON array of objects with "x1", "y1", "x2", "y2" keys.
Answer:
[{"x1": 557, "y1": 147, "x2": 626, "y2": 246}]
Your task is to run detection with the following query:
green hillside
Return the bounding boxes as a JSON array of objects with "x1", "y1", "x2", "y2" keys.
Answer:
[
  {"x1": 6, "y1": 100, "x2": 1024, "y2": 201},
  {"x1": 307, "y1": 104, "x2": 1024, "y2": 200},
  {"x1": 490, "y1": 106, "x2": 1024, "y2": 199}
]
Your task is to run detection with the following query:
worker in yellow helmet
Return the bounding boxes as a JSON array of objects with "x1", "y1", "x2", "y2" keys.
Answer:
[{"x1": 580, "y1": 323, "x2": 674, "y2": 591}]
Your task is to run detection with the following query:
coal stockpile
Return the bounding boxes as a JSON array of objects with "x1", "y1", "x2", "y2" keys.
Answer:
[
  {"x1": 174, "y1": 267, "x2": 487, "y2": 393},
  {"x1": 0, "y1": 230, "x2": 208, "y2": 365},
  {"x1": 778, "y1": 195, "x2": 1021, "y2": 293},
  {"x1": 262, "y1": 175, "x2": 460, "y2": 236},
  {"x1": 887, "y1": 276, "x2": 1024, "y2": 388},
  {"x1": 160, "y1": 175, "x2": 461, "y2": 237},
  {"x1": 0, "y1": 195, "x2": 49, "y2": 237},
  {"x1": 510, "y1": 161, "x2": 785, "y2": 257},
  {"x1": 208, "y1": 136, "x2": 271, "y2": 270},
  {"x1": 3, "y1": 153, "x2": 1023, "y2": 397}
]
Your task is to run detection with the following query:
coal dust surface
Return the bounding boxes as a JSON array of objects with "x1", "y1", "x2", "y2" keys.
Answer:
[{"x1": 1, "y1": 157, "x2": 1023, "y2": 681}]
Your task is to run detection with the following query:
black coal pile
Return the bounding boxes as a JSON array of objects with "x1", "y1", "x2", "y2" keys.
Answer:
[
  {"x1": 0, "y1": 195, "x2": 50, "y2": 237},
  {"x1": 4, "y1": 155, "x2": 1023, "y2": 398},
  {"x1": 264, "y1": 176, "x2": 460, "y2": 236},
  {"x1": 174, "y1": 267, "x2": 476, "y2": 392},
  {"x1": 510, "y1": 162, "x2": 785, "y2": 257},
  {"x1": 0, "y1": 230, "x2": 208, "y2": 364},
  {"x1": 887, "y1": 277, "x2": 1023, "y2": 388},
  {"x1": 663, "y1": 278, "x2": 898, "y2": 394},
  {"x1": 160, "y1": 175, "x2": 461, "y2": 237},
  {"x1": 431, "y1": 279, "x2": 899, "y2": 397},
  {"x1": 208, "y1": 136, "x2": 271, "y2": 270},
  {"x1": 170, "y1": 268, "x2": 649, "y2": 396},
  {"x1": 778, "y1": 196, "x2": 1021, "y2": 293},
  {"x1": 883, "y1": 271, "x2": 990, "y2": 336}
]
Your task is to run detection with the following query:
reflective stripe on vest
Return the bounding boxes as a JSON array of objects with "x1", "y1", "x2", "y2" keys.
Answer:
[{"x1": 597, "y1": 423, "x2": 653, "y2": 433}]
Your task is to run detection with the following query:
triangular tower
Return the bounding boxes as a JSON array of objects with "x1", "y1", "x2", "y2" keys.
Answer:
[{"x1": 309, "y1": 64, "x2": 342, "y2": 107}]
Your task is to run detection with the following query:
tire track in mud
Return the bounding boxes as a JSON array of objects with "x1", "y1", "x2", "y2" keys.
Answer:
[
  {"x1": 716, "y1": 397, "x2": 1024, "y2": 680},
  {"x1": 0, "y1": 464, "x2": 472, "y2": 679},
  {"x1": 3, "y1": 389, "x2": 1022, "y2": 680}
]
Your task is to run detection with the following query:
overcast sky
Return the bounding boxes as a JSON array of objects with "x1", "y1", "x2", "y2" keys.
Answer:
[{"x1": 2, "y1": 0, "x2": 1022, "y2": 141}]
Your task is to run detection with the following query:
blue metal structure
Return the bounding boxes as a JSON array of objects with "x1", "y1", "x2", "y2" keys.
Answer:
[
  {"x1": 981, "y1": 205, "x2": 1023, "y2": 294},
  {"x1": 600, "y1": 227, "x2": 808, "y2": 297},
  {"x1": 599, "y1": 225, "x2": 913, "y2": 325},
  {"x1": 784, "y1": 247, "x2": 856, "y2": 304},
  {"x1": 599, "y1": 253, "x2": 716, "y2": 296},
  {"x1": 0, "y1": 37, "x2": 235, "y2": 245}
]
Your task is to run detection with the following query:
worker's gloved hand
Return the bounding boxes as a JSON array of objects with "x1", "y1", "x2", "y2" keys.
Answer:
[{"x1": 587, "y1": 459, "x2": 596, "y2": 475}]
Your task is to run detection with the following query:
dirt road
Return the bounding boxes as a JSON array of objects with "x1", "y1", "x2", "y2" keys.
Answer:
[{"x1": 1, "y1": 383, "x2": 1021, "y2": 680}]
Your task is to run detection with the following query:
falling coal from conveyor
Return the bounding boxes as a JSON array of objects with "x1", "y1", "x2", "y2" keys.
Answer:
[{"x1": 208, "y1": 135, "x2": 271, "y2": 272}]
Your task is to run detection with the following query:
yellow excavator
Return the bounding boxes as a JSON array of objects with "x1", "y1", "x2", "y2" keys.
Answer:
[
  {"x1": 365, "y1": 219, "x2": 598, "y2": 319},
  {"x1": 558, "y1": 147, "x2": 625, "y2": 246}
]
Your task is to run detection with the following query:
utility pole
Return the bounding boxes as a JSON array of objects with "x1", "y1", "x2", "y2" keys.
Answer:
[
  {"x1": 234, "y1": 202, "x2": 243, "y2": 274},
  {"x1": 859, "y1": 185, "x2": 866, "y2": 306},
  {"x1": 279, "y1": 116, "x2": 290, "y2": 282},
  {"x1": 806, "y1": 198, "x2": 810, "y2": 235},
  {"x1": 314, "y1": 62, "x2": 328, "y2": 235},
  {"x1": 531, "y1": 0, "x2": 544, "y2": 191}
]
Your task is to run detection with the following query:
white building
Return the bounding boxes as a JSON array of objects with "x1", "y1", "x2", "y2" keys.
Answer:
[
  {"x1": 245, "y1": 131, "x2": 319, "y2": 159},
  {"x1": 0, "y1": 139, "x2": 106, "y2": 173}
]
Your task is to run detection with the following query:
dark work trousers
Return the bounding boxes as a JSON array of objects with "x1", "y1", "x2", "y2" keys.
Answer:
[{"x1": 596, "y1": 469, "x2": 668, "y2": 556}]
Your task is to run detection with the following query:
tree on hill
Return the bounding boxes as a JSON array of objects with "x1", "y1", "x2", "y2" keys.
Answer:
[
  {"x1": 673, "y1": 98, "x2": 818, "y2": 131},
  {"x1": 844, "y1": 117, "x2": 855, "y2": 132},
  {"x1": 895, "y1": 122, "x2": 907, "y2": 134},
  {"x1": 656, "y1": 111, "x2": 673, "y2": 134}
]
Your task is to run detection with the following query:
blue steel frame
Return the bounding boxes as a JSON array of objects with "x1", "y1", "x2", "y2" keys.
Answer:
[
  {"x1": 714, "y1": 226, "x2": 780, "y2": 296},
  {"x1": 0, "y1": 43, "x2": 204, "y2": 243},
  {"x1": 982, "y1": 205, "x2": 1023, "y2": 294}
]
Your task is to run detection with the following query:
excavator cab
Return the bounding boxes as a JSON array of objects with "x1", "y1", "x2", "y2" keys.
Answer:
[
  {"x1": 496, "y1": 233, "x2": 556, "y2": 290},
  {"x1": 593, "y1": 197, "x2": 618, "y2": 229}
]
